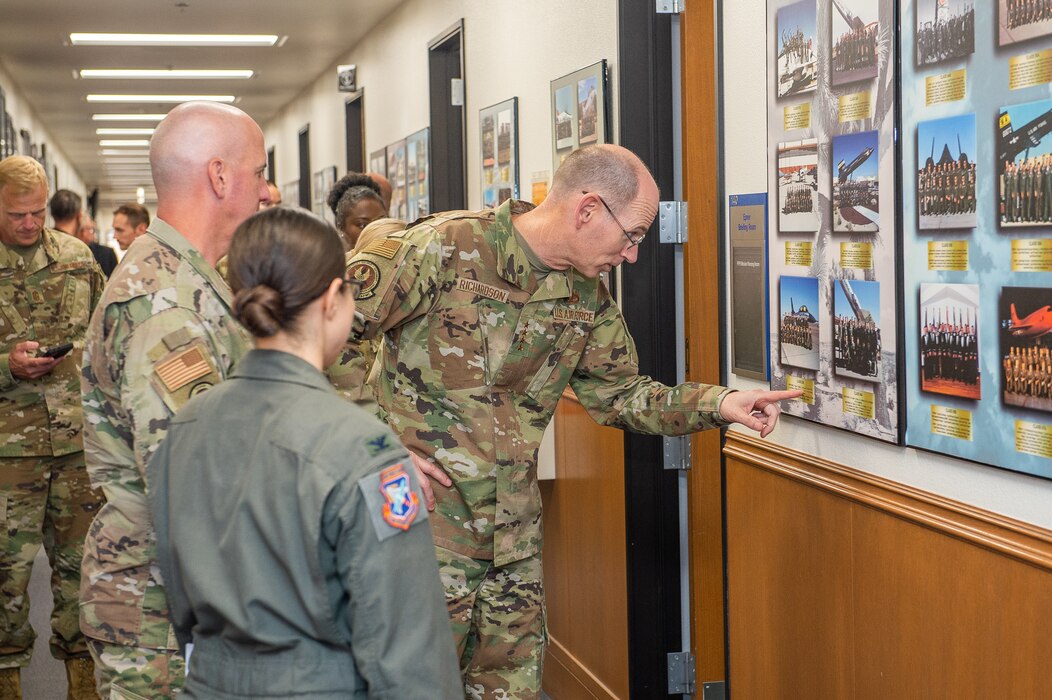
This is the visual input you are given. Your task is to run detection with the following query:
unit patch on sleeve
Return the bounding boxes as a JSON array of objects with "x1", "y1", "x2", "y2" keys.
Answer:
[
  {"x1": 348, "y1": 260, "x2": 381, "y2": 300},
  {"x1": 379, "y1": 463, "x2": 420, "y2": 531}
]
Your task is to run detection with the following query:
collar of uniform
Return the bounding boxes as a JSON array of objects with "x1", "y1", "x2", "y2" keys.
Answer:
[
  {"x1": 147, "y1": 217, "x2": 234, "y2": 307},
  {"x1": 0, "y1": 229, "x2": 55, "y2": 274},
  {"x1": 491, "y1": 199, "x2": 536, "y2": 291},
  {"x1": 39, "y1": 228, "x2": 65, "y2": 267},
  {"x1": 230, "y1": 348, "x2": 338, "y2": 395}
]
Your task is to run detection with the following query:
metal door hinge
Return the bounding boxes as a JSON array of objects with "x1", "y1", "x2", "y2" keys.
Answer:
[
  {"x1": 659, "y1": 201, "x2": 688, "y2": 244},
  {"x1": 663, "y1": 436, "x2": 691, "y2": 471},
  {"x1": 657, "y1": 0, "x2": 685, "y2": 13},
  {"x1": 703, "y1": 681, "x2": 726, "y2": 700},
  {"x1": 667, "y1": 651, "x2": 696, "y2": 694}
]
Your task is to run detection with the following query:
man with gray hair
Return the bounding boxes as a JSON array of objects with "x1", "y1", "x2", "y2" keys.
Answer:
[
  {"x1": 80, "y1": 101, "x2": 267, "y2": 697},
  {"x1": 0, "y1": 158, "x2": 104, "y2": 699},
  {"x1": 340, "y1": 143, "x2": 799, "y2": 698}
]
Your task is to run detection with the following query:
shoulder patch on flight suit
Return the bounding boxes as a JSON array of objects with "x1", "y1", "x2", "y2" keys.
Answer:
[
  {"x1": 358, "y1": 462, "x2": 428, "y2": 542},
  {"x1": 360, "y1": 239, "x2": 404, "y2": 260},
  {"x1": 348, "y1": 260, "x2": 381, "y2": 300}
]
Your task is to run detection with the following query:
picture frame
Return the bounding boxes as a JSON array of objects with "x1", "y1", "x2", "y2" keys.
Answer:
[
  {"x1": 480, "y1": 97, "x2": 519, "y2": 209},
  {"x1": 312, "y1": 165, "x2": 337, "y2": 224},
  {"x1": 550, "y1": 60, "x2": 609, "y2": 172},
  {"x1": 405, "y1": 128, "x2": 430, "y2": 222},
  {"x1": 386, "y1": 139, "x2": 408, "y2": 221},
  {"x1": 369, "y1": 148, "x2": 387, "y2": 178}
]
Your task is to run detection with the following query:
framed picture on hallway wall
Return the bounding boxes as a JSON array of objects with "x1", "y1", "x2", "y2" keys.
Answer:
[
  {"x1": 550, "y1": 60, "x2": 609, "y2": 172},
  {"x1": 406, "y1": 127, "x2": 430, "y2": 222},
  {"x1": 386, "y1": 138, "x2": 407, "y2": 221},
  {"x1": 479, "y1": 97, "x2": 519, "y2": 209},
  {"x1": 369, "y1": 148, "x2": 387, "y2": 178}
]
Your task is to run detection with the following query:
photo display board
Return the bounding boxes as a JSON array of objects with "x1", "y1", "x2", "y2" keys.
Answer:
[
  {"x1": 767, "y1": 0, "x2": 902, "y2": 443},
  {"x1": 902, "y1": 1, "x2": 1052, "y2": 479}
]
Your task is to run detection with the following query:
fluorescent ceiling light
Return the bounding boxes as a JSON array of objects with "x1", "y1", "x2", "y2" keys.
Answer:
[
  {"x1": 99, "y1": 139, "x2": 151, "y2": 147},
  {"x1": 80, "y1": 69, "x2": 254, "y2": 79},
  {"x1": 101, "y1": 159, "x2": 150, "y2": 165},
  {"x1": 92, "y1": 114, "x2": 167, "y2": 122},
  {"x1": 99, "y1": 149, "x2": 150, "y2": 156},
  {"x1": 70, "y1": 33, "x2": 279, "y2": 47},
  {"x1": 88, "y1": 94, "x2": 236, "y2": 103},
  {"x1": 96, "y1": 128, "x2": 155, "y2": 136}
]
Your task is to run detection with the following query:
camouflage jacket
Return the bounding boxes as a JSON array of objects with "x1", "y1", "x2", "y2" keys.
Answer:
[
  {"x1": 0, "y1": 228, "x2": 104, "y2": 457},
  {"x1": 342, "y1": 199, "x2": 731, "y2": 566},
  {"x1": 80, "y1": 218, "x2": 251, "y2": 648}
]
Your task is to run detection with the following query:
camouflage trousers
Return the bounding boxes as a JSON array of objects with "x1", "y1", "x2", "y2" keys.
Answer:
[
  {"x1": 87, "y1": 639, "x2": 184, "y2": 699},
  {"x1": 435, "y1": 546, "x2": 546, "y2": 700},
  {"x1": 0, "y1": 452, "x2": 102, "y2": 668}
]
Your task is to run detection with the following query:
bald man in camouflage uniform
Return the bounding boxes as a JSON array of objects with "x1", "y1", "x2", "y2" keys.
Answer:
[
  {"x1": 0, "y1": 156, "x2": 104, "y2": 699},
  {"x1": 80, "y1": 102, "x2": 267, "y2": 698},
  {"x1": 340, "y1": 145, "x2": 798, "y2": 699}
]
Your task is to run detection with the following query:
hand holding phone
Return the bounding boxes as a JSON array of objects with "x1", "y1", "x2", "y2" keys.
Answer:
[{"x1": 38, "y1": 342, "x2": 74, "y2": 359}]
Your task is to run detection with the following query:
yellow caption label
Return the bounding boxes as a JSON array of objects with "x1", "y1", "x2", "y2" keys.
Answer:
[
  {"x1": 842, "y1": 387, "x2": 875, "y2": 420},
  {"x1": 1000, "y1": 113, "x2": 1012, "y2": 129},
  {"x1": 1009, "y1": 49, "x2": 1052, "y2": 91},
  {"x1": 787, "y1": 375, "x2": 815, "y2": 405},
  {"x1": 928, "y1": 240, "x2": 969, "y2": 271},
  {"x1": 785, "y1": 241, "x2": 813, "y2": 267},
  {"x1": 925, "y1": 69, "x2": 966, "y2": 106},
  {"x1": 1011, "y1": 239, "x2": 1052, "y2": 272},
  {"x1": 839, "y1": 91, "x2": 872, "y2": 122},
  {"x1": 1015, "y1": 420, "x2": 1052, "y2": 459},
  {"x1": 783, "y1": 103, "x2": 812, "y2": 131},
  {"x1": 930, "y1": 405, "x2": 973, "y2": 441},
  {"x1": 840, "y1": 242, "x2": 874, "y2": 270}
]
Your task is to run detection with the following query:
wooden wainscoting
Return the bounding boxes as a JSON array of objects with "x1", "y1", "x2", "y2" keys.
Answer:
[
  {"x1": 723, "y1": 431, "x2": 1052, "y2": 699},
  {"x1": 541, "y1": 391, "x2": 629, "y2": 700}
]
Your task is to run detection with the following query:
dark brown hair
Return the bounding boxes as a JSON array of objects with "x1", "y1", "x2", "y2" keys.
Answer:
[
  {"x1": 228, "y1": 207, "x2": 346, "y2": 338},
  {"x1": 114, "y1": 203, "x2": 150, "y2": 229}
]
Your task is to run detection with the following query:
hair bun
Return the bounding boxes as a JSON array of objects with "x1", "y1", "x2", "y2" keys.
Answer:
[{"x1": 234, "y1": 284, "x2": 285, "y2": 337}]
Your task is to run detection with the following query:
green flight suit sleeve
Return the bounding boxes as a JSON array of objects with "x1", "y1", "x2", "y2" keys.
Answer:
[{"x1": 569, "y1": 290, "x2": 734, "y2": 436}]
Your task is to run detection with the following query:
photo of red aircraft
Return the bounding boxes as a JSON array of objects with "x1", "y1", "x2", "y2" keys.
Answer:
[
  {"x1": 1008, "y1": 303, "x2": 1052, "y2": 338},
  {"x1": 1000, "y1": 288, "x2": 1052, "y2": 413}
]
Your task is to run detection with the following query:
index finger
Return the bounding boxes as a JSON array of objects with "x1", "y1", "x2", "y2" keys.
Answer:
[{"x1": 763, "y1": 389, "x2": 803, "y2": 401}]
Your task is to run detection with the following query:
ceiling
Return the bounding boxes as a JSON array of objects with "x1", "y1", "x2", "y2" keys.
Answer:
[{"x1": 0, "y1": 0, "x2": 403, "y2": 210}]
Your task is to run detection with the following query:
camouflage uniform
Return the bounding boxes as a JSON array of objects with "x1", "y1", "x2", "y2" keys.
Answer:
[
  {"x1": 339, "y1": 199, "x2": 732, "y2": 698},
  {"x1": 80, "y1": 219, "x2": 251, "y2": 697},
  {"x1": 0, "y1": 228, "x2": 104, "y2": 671}
]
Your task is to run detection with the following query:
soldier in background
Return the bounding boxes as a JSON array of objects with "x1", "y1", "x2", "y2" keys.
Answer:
[
  {"x1": 110, "y1": 203, "x2": 150, "y2": 251},
  {"x1": 80, "y1": 102, "x2": 267, "y2": 698},
  {"x1": 338, "y1": 144, "x2": 799, "y2": 698},
  {"x1": 0, "y1": 156, "x2": 104, "y2": 699}
]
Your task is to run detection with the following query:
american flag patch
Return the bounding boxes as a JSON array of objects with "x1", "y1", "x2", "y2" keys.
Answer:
[{"x1": 155, "y1": 347, "x2": 212, "y2": 392}]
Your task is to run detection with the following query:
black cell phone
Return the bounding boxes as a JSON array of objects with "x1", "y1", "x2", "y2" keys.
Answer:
[{"x1": 39, "y1": 342, "x2": 74, "y2": 359}]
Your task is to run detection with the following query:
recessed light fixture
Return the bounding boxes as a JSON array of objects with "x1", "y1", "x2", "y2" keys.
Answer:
[
  {"x1": 87, "y1": 94, "x2": 236, "y2": 103},
  {"x1": 92, "y1": 114, "x2": 167, "y2": 122},
  {"x1": 101, "y1": 159, "x2": 151, "y2": 165},
  {"x1": 80, "y1": 69, "x2": 254, "y2": 80},
  {"x1": 99, "y1": 139, "x2": 152, "y2": 147},
  {"x1": 96, "y1": 128, "x2": 155, "y2": 136},
  {"x1": 70, "y1": 33, "x2": 280, "y2": 47},
  {"x1": 99, "y1": 149, "x2": 151, "y2": 156}
]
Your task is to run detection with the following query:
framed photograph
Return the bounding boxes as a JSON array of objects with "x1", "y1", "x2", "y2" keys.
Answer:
[
  {"x1": 833, "y1": 279, "x2": 882, "y2": 383},
  {"x1": 406, "y1": 128, "x2": 430, "y2": 222},
  {"x1": 916, "y1": 0, "x2": 974, "y2": 66},
  {"x1": 480, "y1": 97, "x2": 519, "y2": 208},
  {"x1": 777, "y1": 139, "x2": 820, "y2": 232},
  {"x1": 386, "y1": 139, "x2": 408, "y2": 221},
  {"x1": 1000, "y1": 287, "x2": 1052, "y2": 413},
  {"x1": 998, "y1": 98, "x2": 1052, "y2": 228},
  {"x1": 832, "y1": 130, "x2": 880, "y2": 233},
  {"x1": 282, "y1": 180, "x2": 300, "y2": 209},
  {"x1": 312, "y1": 166, "x2": 337, "y2": 224},
  {"x1": 550, "y1": 60, "x2": 609, "y2": 171},
  {"x1": 778, "y1": 275, "x2": 820, "y2": 371},
  {"x1": 776, "y1": 0, "x2": 818, "y2": 98},
  {"x1": 920, "y1": 283, "x2": 981, "y2": 400},
  {"x1": 1000, "y1": 0, "x2": 1052, "y2": 46},
  {"x1": 917, "y1": 114, "x2": 976, "y2": 230},
  {"x1": 831, "y1": 0, "x2": 880, "y2": 86},
  {"x1": 369, "y1": 148, "x2": 387, "y2": 178}
]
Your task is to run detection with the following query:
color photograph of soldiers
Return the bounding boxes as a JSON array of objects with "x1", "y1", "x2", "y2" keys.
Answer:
[
  {"x1": 831, "y1": 0, "x2": 879, "y2": 86},
  {"x1": 918, "y1": 113, "x2": 977, "y2": 230},
  {"x1": 919, "y1": 283, "x2": 981, "y2": 400},
  {"x1": 1000, "y1": 287, "x2": 1052, "y2": 412},
  {"x1": 1000, "y1": 0, "x2": 1052, "y2": 46},
  {"x1": 998, "y1": 98, "x2": 1052, "y2": 228},
  {"x1": 916, "y1": 0, "x2": 975, "y2": 66},
  {"x1": 779, "y1": 275, "x2": 820, "y2": 371},
  {"x1": 778, "y1": 139, "x2": 820, "y2": 232},
  {"x1": 833, "y1": 278, "x2": 882, "y2": 382},
  {"x1": 833, "y1": 130, "x2": 880, "y2": 233},
  {"x1": 777, "y1": 0, "x2": 817, "y2": 97}
]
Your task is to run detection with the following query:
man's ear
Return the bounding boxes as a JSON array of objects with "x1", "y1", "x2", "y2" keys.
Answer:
[
  {"x1": 207, "y1": 158, "x2": 226, "y2": 197},
  {"x1": 575, "y1": 193, "x2": 597, "y2": 230}
]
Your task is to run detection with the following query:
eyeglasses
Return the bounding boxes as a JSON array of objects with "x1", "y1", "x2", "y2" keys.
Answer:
[
  {"x1": 341, "y1": 275, "x2": 364, "y2": 296},
  {"x1": 584, "y1": 191, "x2": 645, "y2": 248},
  {"x1": 5, "y1": 208, "x2": 46, "y2": 223}
]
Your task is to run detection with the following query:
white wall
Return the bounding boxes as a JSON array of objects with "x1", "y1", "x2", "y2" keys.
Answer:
[
  {"x1": 0, "y1": 64, "x2": 86, "y2": 201},
  {"x1": 721, "y1": 0, "x2": 1052, "y2": 529},
  {"x1": 262, "y1": 0, "x2": 618, "y2": 210}
]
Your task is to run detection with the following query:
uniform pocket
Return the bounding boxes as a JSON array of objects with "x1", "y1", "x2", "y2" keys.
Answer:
[{"x1": 427, "y1": 304, "x2": 488, "y2": 389}]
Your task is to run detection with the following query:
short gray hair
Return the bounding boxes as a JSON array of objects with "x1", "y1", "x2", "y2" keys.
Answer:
[{"x1": 548, "y1": 145, "x2": 641, "y2": 210}]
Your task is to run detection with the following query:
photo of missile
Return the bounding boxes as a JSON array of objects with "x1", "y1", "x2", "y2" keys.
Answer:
[
  {"x1": 833, "y1": 278, "x2": 882, "y2": 382},
  {"x1": 832, "y1": 130, "x2": 880, "y2": 232},
  {"x1": 1000, "y1": 286, "x2": 1052, "y2": 412},
  {"x1": 920, "y1": 283, "x2": 980, "y2": 400},
  {"x1": 831, "y1": 0, "x2": 880, "y2": 86}
]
